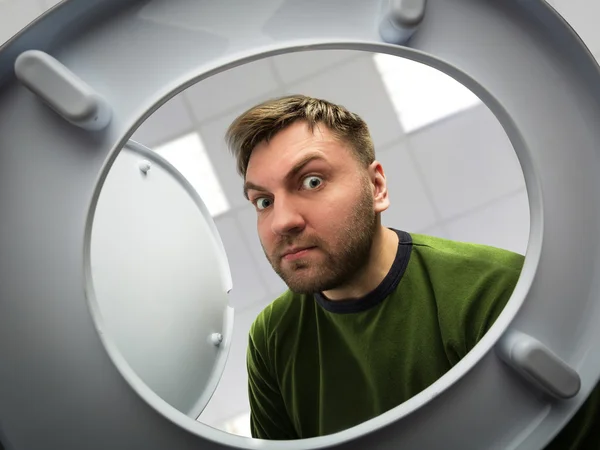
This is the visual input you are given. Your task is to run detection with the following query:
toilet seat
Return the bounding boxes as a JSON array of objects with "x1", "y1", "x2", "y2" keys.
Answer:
[
  {"x1": 1, "y1": 0, "x2": 600, "y2": 449},
  {"x1": 89, "y1": 139, "x2": 234, "y2": 419}
]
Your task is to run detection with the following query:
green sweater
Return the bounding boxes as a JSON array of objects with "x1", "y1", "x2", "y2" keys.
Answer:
[{"x1": 246, "y1": 230, "x2": 600, "y2": 447}]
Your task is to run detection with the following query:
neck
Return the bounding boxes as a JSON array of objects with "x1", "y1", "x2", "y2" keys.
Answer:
[{"x1": 321, "y1": 226, "x2": 399, "y2": 301}]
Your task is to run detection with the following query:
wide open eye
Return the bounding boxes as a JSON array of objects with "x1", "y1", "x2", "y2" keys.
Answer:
[
  {"x1": 302, "y1": 176, "x2": 323, "y2": 190},
  {"x1": 255, "y1": 197, "x2": 272, "y2": 210}
]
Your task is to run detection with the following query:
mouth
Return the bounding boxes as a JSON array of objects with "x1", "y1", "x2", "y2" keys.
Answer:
[{"x1": 281, "y1": 246, "x2": 316, "y2": 261}]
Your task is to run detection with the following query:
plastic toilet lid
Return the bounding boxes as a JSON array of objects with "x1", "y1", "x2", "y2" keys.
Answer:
[{"x1": 1, "y1": 1, "x2": 600, "y2": 449}]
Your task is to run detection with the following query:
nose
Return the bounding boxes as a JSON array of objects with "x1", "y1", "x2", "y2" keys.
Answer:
[{"x1": 270, "y1": 197, "x2": 306, "y2": 236}]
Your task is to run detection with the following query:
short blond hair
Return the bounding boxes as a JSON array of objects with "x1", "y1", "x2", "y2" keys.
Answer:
[{"x1": 225, "y1": 94, "x2": 375, "y2": 178}]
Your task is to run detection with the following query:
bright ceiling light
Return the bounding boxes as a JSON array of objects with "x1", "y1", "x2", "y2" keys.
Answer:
[
  {"x1": 373, "y1": 53, "x2": 482, "y2": 133},
  {"x1": 153, "y1": 132, "x2": 230, "y2": 217}
]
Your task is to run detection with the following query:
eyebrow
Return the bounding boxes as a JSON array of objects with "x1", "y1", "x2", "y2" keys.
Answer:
[{"x1": 243, "y1": 152, "x2": 327, "y2": 199}]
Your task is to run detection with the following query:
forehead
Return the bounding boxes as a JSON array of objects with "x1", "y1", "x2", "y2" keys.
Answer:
[{"x1": 245, "y1": 121, "x2": 350, "y2": 179}]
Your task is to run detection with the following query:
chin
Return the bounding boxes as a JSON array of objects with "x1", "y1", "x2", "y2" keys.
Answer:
[
  {"x1": 282, "y1": 275, "x2": 319, "y2": 294},
  {"x1": 284, "y1": 274, "x2": 338, "y2": 295}
]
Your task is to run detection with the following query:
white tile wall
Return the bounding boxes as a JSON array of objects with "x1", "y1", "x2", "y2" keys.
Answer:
[
  {"x1": 284, "y1": 54, "x2": 406, "y2": 149},
  {"x1": 197, "y1": 97, "x2": 283, "y2": 210},
  {"x1": 271, "y1": 49, "x2": 363, "y2": 85},
  {"x1": 213, "y1": 214, "x2": 269, "y2": 310},
  {"x1": 377, "y1": 141, "x2": 441, "y2": 233},
  {"x1": 415, "y1": 224, "x2": 451, "y2": 240},
  {"x1": 131, "y1": 94, "x2": 195, "y2": 147},
  {"x1": 408, "y1": 104, "x2": 525, "y2": 221},
  {"x1": 184, "y1": 58, "x2": 282, "y2": 124},
  {"x1": 236, "y1": 205, "x2": 288, "y2": 300},
  {"x1": 444, "y1": 189, "x2": 530, "y2": 255}
]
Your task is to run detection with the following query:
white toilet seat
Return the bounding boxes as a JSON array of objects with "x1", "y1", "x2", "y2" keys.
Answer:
[
  {"x1": 89, "y1": 139, "x2": 234, "y2": 419},
  {"x1": 1, "y1": 1, "x2": 600, "y2": 449}
]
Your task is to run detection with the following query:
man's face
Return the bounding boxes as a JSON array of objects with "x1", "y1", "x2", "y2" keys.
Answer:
[{"x1": 244, "y1": 121, "x2": 379, "y2": 294}]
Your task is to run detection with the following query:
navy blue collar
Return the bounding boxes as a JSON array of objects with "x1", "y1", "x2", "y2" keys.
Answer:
[{"x1": 314, "y1": 229, "x2": 412, "y2": 314}]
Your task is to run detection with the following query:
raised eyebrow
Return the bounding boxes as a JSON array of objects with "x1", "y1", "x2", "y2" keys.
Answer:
[
  {"x1": 243, "y1": 181, "x2": 268, "y2": 200},
  {"x1": 285, "y1": 154, "x2": 327, "y2": 182},
  {"x1": 243, "y1": 154, "x2": 327, "y2": 199}
]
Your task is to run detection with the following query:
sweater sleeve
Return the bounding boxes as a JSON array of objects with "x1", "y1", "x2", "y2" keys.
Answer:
[
  {"x1": 463, "y1": 260, "x2": 523, "y2": 349},
  {"x1": 438, "y1": 248, "x2": 525, "y2": 366},
  {"x1": 246, "y1": 314, "x2": 298, "y2": 440}
]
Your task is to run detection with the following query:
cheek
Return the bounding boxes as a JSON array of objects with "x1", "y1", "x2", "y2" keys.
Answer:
[
  {"x1": 256, "y1": 216, "x2": 274, "y2": 247},
  {"x1": 332, "y1": 184, "x2": 365, "y2": 212},
  {"x1": 314, "y1": 200, "x2": 355, "y2": 232}
]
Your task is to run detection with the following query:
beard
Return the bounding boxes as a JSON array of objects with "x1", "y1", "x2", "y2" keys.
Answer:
[{"x1": 262, "y1": 181, "x2": 378, "y2": 295}]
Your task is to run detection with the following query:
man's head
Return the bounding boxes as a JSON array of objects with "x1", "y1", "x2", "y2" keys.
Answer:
[{"x1": 226, "y1": 95, "x2": 390, "y2": 295}]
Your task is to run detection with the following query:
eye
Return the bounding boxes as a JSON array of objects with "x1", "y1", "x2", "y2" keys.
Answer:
[
  {"x1": 302, "y1": 176, "x2": 323, "y2": 190},
  {"x1": 255, "y1": 197, "x2": 272, "y2": 210}
]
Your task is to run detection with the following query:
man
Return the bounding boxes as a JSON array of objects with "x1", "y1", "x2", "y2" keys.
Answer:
[{"x1": 225, "y1": 94, "x2": 599, "y2": 446}]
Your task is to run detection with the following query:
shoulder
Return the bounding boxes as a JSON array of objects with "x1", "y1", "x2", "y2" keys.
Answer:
[
  {"x1": 408, "y1": 233, "x2": 525, "y2": 276},
  {"x1": 405, "y1": 234, "x2": 526, "y2": 358},
  {"x1": 405, "y1": 233, "x2": 525, "y2": 309},
  {"x1": 407, "y1": 233, "x2": 525, "y2": 317}
]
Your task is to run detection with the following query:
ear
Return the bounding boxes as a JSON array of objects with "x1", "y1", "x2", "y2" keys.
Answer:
[{"x1": 368, "y1": 160, "x2": 390, "y2": 213}]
